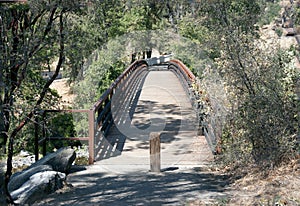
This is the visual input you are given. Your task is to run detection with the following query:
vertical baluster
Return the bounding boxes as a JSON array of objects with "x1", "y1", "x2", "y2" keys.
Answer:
[
  {"x1": 34, "y1": 111, "x2": 39, "y2": 161},
  {"x1": 42, "y1": 112, "x2": 47, "y2": 157}
]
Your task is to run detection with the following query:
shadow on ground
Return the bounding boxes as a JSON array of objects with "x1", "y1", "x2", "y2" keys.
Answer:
[
  {"x1": 94, "y1": 99, "x2": 196, "y2": 161},
  {"x1": 33, "y1": 169, "x2": 231, "y2": 206}
]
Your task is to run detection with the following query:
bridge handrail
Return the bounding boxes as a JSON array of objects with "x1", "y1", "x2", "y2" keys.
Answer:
[
  {"x1": 90, "y1": 59, "x2": 148, "y2": 163},
  {"x1": 92, "y1": 60, "x2": 148, "y2": 111},
  {"x1": 169, "y1": 59, "x2": 195, "y2": 82},
  {"x1": 168, "y1": 59, "x2": 197, "y2": 106},
  {"x1": 34, "y1": 109, "x2": 90, "y2": 161},
  {"x1": 167, "y1": 59, "x2": 218, "y2": 154}
]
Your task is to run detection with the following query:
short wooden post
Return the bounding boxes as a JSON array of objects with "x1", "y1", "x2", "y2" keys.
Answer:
[{"x1": 150, "y1": 132, "x2": 161, "y2": 172}]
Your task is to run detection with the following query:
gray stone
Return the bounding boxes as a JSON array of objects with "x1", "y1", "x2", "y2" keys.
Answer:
[
  {"x1": 28, "y1": 147, "x2": 76, "y2": 174},
  {"x1": 8, "y1": 165, "x2": 53, "y2": 193},
  {"x1": 7, "y1": 148, "x2": 76, "y2": 204},
  {"x1": 10, "y1": 171, "x2": 66, "y2": 205},
  {"x1": 0, "y1": 161, "x2": 5, "y2": 206}
]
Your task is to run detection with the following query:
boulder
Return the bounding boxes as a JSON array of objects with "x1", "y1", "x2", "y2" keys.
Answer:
[
  {"x1": 28, "y1": 147, "x2": 76, "y2": 174},
  {"x1": 8, "y1": 148, "x2": 76, "y2": 205},
  {"x1": 10, "y1": 171, "x2": 66, "y2": 205},
  {"x1": 8, "y1": 165, "x2": 53, "y2": 193}
]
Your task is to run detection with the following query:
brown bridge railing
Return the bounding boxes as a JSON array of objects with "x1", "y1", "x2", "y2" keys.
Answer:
[
  {"x1": 35, "y1": 60, "x2": 148, "y2": 164},
  {"x1": 167, "y1": 59, "x2": 218, "y2": 154}
]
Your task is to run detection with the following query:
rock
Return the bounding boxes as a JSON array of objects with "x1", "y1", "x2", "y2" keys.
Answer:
[
  {"x1": 12, "y1": 155, "x2": 35, "y2": 170},
  {"x1": 285, "y1": 28, "x2": 296, "y2": 36},
  {"x1": 8, "y1": 165, "x2": 53, "y2": 193},
  {"x1": 28, "y1": 147, "x2": 76, "y2": 174},
  {"x1": 0, "y1": 161, "x2": 5, "y2": 206},
  {"x1": 19, "y1": 150, "x2": 31, "y2": 157},
  {"x1": 10, "y1": 171, "x2": 66, "y2": 205},
  {"x1": 7, "y1": 148, "x2": 75, "y2": 205}
]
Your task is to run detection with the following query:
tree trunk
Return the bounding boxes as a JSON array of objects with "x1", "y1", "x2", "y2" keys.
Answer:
[
  {"x1": 146, "y1": 50, "x2": 152, "y2": 58},
  {"x1": 131, "y1": 52, "x2": 137, "y2": 63},
  {"x1": 0, "y1": 110, "x2": 9, "y2": 154},
  {"x1": 4, "y1": 8, "x2": 65, "y2": 204}
]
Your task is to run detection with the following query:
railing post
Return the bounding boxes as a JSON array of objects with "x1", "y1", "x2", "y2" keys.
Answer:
[
  {"x1": 88, "y1": 109, "x2": 95, "y2": 164},
  {"x1": 34, "y1": 113, "x2": 39, "y2": 161},
  {"x1": 42, "y1": 119, "x2": 46, "y2": 157}
]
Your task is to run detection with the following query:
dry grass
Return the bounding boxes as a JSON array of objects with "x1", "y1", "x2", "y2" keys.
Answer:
[
  {"x1": 175, "y1": 158, "x2": 300, "y2": 206},
  {"x1": 226, "y1": 159, "x2": 300, "y2": 205}
]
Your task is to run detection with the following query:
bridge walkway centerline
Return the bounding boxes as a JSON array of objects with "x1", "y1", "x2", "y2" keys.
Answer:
[{"x1": 92, "y1": 65, "x2": 213, "y2": 173}]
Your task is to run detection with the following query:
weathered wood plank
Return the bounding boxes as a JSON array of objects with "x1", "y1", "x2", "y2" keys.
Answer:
[{"x1": 150, "y1": 132, "x2": 161, "y2": 172}]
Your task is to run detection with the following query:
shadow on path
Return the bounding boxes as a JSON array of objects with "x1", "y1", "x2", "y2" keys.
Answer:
[{"x1": 33, "y1": 169, "x2": 231, "y2": 206}]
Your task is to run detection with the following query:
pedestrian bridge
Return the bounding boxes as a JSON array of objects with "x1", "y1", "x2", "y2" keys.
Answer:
[{"x1": 36, "y1": 58, "x2": 217, "y2": 168}]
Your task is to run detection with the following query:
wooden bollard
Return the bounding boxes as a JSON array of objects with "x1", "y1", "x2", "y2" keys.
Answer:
[{"x1": 150, "y1": 132, "x2": 161, "y2": 172}]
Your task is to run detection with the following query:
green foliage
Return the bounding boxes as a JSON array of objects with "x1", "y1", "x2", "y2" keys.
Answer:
[
  {"x1": 202, "y1": 0, "x2": 261, "y2": 35},
  {"x1": 178, "y1": 17, "x2": 209, "y2": 45},
  {"x1": 295, "y1": 6, "x2": 300, "y2": 26},
  {"x1": 49, "y1": 113, "x2": 76, "y2": 139},
  {"x1": 171, "y1": 39, "x2": 211, "y2": 77},
  {"x1": 46, "y1": 113, "x2": 78, "y2": 151},
  {"x1": 72, "y1": 43, "x2": 126, "y2": 136},
  {"x1": 275, "y1": 28, "x2": 283, "y2": 37},
  {"x1": 258, "y1": 1, "x2": 281, "y2": 26}
]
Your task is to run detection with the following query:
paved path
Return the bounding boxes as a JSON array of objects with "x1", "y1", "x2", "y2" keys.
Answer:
[{"x1": 34, "y1": 67, "x2": 230, "y2": 205}]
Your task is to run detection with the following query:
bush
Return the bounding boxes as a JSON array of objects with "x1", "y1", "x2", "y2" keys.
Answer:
[
  {"x1": 214, "y1": 37, "x2": 299, "y2": 168},
  {"x1": 258, "y1": 1, "x2": 281, "y2": 26}
]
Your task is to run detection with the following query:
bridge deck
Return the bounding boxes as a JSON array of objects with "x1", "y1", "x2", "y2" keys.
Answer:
[{"x1": 93, "y1": 66, "x2": 213, "y2": 173}]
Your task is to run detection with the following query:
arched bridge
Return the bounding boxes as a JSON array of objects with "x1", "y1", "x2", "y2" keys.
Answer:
[{"x1": 36, "y1": 58, "x2": 217, "y2": 167}]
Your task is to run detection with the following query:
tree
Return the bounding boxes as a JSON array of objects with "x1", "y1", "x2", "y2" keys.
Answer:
[
  {"x1": 0, "y1": 1, "x2": 85, "y2": 203},
  {"x1": 195, "y1": 0, "x2": 299, "y2": 167}
]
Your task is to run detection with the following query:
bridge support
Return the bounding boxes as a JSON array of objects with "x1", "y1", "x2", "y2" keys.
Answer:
[{"x1": 150, "y1": 132, "x2": 161, "y2": 172}]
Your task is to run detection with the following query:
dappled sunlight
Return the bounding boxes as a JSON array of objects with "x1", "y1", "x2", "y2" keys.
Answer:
[
  {"x1": 33, "y1": 169, "x2": 231, "y2": 206},
  {"x1": 92, "y1": 69, "x2": 205, "y2": 168}
]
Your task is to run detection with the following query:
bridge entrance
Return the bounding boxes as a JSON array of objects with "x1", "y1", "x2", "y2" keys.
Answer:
[{"x1": 93, "y1": 65, "x2": 213, "y2": 173}]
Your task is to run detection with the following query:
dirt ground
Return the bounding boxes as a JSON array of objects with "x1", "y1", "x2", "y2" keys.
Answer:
[
  {"x1": 49, "y1": 78, "x2": 74, "y2": 108},
  {"x1": 1, "y1": 157, "x2": 299, "y2": 206}
]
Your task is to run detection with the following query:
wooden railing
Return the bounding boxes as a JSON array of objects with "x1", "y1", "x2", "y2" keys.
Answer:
[
  {"x1": 168, "y1": 59, "x2": 196, "y2": 105},
  {"x1": 92, "y1": 60, "x2": 148, "y2": 161},
  {"x1": 167, "y1": 59, "x2": 218, "y2": 154},
  {"x1": 34, "y1": 109, "x2": 91, "y2": 160},
  {"x1": 168, "y1": 59, "x2": 195, "y2": 82},
  {"x1": 35, "y1": 60, "x2": 148, "y2": 164}
]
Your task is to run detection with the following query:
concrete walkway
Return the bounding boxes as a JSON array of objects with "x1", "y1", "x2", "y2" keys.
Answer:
[
  {"x1": 34, "y1": 67, "x2": 230, "y2": 205},
  {"x1": 93, "y1": 69, "x2": 213, "y2": 172}
]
